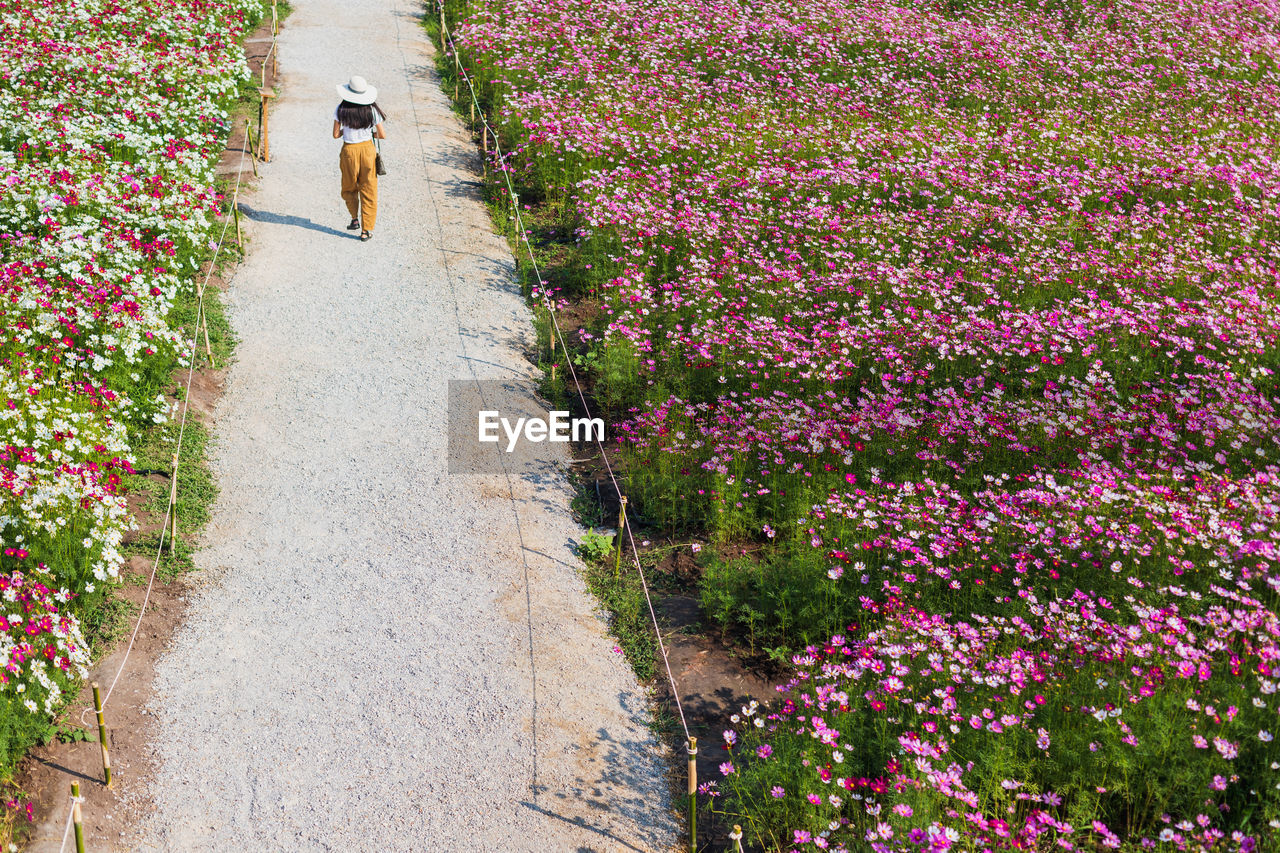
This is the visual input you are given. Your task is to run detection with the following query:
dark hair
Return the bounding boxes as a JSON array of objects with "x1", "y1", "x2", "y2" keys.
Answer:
[{"x1": 336, "y1": 100, "x2": 385, "y2": 129}]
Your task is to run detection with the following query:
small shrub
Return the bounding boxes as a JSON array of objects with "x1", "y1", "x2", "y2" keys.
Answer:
[{"x1": 578, "y1": 529, "x2": 615, "y2": 565}]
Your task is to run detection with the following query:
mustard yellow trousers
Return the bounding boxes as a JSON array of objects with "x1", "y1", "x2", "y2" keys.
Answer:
[{"x1": 339, "y1": 140, "x2": 378, "y2": 231}]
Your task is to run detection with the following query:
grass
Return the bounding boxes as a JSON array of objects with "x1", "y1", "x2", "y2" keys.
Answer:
[
  {"x1": 82, "y1": 594, "x2": 139, "y2": 660},
  {"x1": 121, "y1": 417, "x2": 219, "y2": 580},
  {"x1": 121, "y1": 229, "x2": 234, "y2": 578},
  {"x1": 577, "y1": 532, "x2": 659, "y2": 683}
]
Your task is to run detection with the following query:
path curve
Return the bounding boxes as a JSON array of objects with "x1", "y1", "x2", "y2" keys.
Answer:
[{"x1": 136, "y1": 0, "x2": 675, "y2": 849}]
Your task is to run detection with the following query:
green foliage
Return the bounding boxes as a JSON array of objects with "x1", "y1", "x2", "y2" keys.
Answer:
[
  {"x1": 0, "y1": 698, "x2": 61, "y2": 782},
  {"x1": 577, "y1": 529, "x2": 615, "y2": 565},
  {"x1": 82, "y1": 594, "x2": 138, "y2": 659},
  {"x1": 569, "y1": 478, "x2": 606, "y2": 528},
  {"x1": 39, "y1": 725, "x2": 92, "y2": 747},
  {"x1": 701, "y1": 545, "x2": 856, "y2": 656}
]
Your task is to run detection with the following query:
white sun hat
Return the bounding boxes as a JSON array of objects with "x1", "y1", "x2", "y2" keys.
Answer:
[{"x1": 336, "y1": 75, "x2": 377, "y2": 105}]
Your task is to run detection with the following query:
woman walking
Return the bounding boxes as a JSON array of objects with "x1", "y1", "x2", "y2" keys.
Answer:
[{"x1": 333, "y1": 75, "x2": 386, "y2": 242}]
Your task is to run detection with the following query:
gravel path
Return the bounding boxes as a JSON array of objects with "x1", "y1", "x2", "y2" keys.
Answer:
[{"x1": 135, "y1": 0, "x2": 675, "y2": 849}]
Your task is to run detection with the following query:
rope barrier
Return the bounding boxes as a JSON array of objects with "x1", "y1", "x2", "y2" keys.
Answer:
[
  {"x1": 58, "y1": 4, "x2": 265, "y2": 842},
  {"x1": 433, "y1": 0, "x2": 693, "y2": 744},
  {"x1": 436, "y1": 14, "x2": 711, "y2": 846},
  {"x1": 64, "y1": 71, "x2": 250, "y2": 853},
  {"x1": 97, "y1": 143, "x2": 247, "y2": 714}
]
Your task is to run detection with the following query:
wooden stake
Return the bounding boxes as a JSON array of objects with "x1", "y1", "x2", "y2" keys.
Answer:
[
  {"x1": 92, "y1": 682, "x2": 112, "y2": 788},
  {"x1": 440, "y1": 6, "x2": 447, "y2": 53},
  {"x1": 549, "y1": 320, "x2": 556, "y2": 382},
  {"x1": 71, "y1": 783, "x2": 85, "y2": 853},
  {"x1": 687, "y1": 737, "x2": 698, "y2": 852},
  {"x1": 729, "y1": 824, "x2": 744, "y2": 853},
  {"x1": 614, "y1": 496, "x2": 628, "y2": 579},
  {"x1": 169, "y1": 451, "x2": 179, "y2": 554}
]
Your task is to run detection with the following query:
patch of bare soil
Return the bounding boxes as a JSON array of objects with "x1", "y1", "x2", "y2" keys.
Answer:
[{"x1": 653, "y1": 591, "x2": 775, "y2": 850}]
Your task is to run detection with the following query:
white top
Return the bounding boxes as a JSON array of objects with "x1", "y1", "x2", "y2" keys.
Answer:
[{"x1": 334, "y1": 105, "x2": 384, "y2": 144}]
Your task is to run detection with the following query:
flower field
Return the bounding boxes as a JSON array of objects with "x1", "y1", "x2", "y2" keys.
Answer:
[
  {"x1": 445, "y1": 0, "x2": 1280, "y2": 848},
  {"x1": 0, "y1": 0, "x2": 259, "y2": 788}
]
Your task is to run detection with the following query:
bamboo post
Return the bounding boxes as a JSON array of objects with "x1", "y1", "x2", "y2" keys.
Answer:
[
  {"x1": 231, "y1": 186, "x2": 243, "y2": 246},
  {"x1": 440, "y1": 6, "x2": 446, "y2": 53},
  {"x1": 258, "y1": 90, "x2": 276, "y2": 161},
  {"x1": 687, "y1": 737, "x2": 698, "y2": 852},
  {"x1": 549, "y1": 319, "x2": 556, "y2": 383},
  {"x1": 71, "y1": 783, "x2": 85, "y2": 853},
  {"x1": 198, "y1": 280, "x2": 213, "y2": 364},
  {"x1": 243, "y1": 119, "x2": 259, "y2": 178},
  {"x1": 169, "y1": 451, "x2": 179, "y2": 553},
  {"x1": 196, "y1": 263, "x2": 212, "y2": 362},
  {"x1": 92, "y1": 682, "x2": 112, "y2": 787},
  {"x1": 614, "y1": 496, "x2": 628, "y2": 579},
  {"x1": 729, "y1": 824, "x2": 744, "y2": 853},
  {"x1": 203, "y1": 304, "x2": 213, "y2": 362}
]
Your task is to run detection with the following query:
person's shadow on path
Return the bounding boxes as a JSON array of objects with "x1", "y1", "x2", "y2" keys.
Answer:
[{"x1": 238, "y1": 203, "x2": 354, "y2": 239}]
